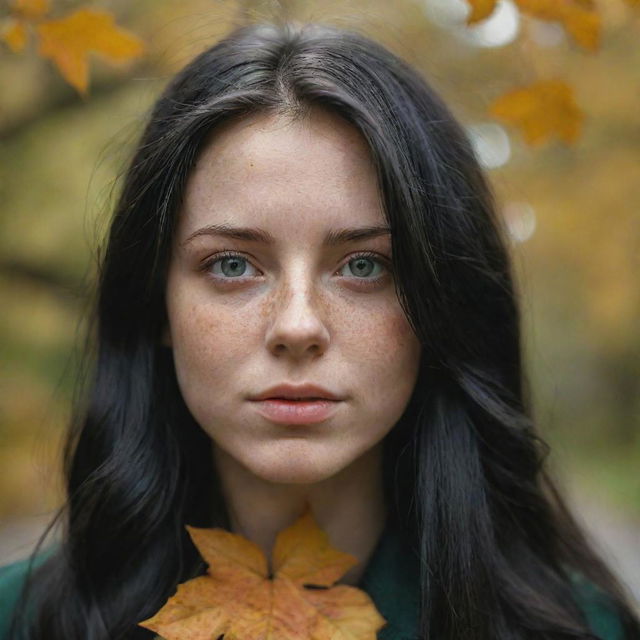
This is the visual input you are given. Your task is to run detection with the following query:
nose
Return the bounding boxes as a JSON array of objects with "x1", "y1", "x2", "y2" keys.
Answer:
[{"x1": 264, "y1": 278, "x2": 330, "y2": 359}]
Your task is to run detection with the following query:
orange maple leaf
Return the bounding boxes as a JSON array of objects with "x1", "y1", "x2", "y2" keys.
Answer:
[
  {"x1": 489, "y1": 79, "x2": 583, "y2": 146},
  {"x1": 139, "y1": 505, "x2": 386, "y2": 640},
  {"x1": 516, "y1": 0, "x2": 600, "y2": 50},
  {"x1": 465, "y1": 0, "x2": 498, "y2": 24},
  {"x1": 1, "y1": 0, "x2": 49, "y2": 52},
  {"x1": 2, "y1": 19, "x2": 28, "y2": 52},
  {"x1": 36, "y1": 8, "x2": 144, "y2": 94},
  {"x1": 465, "y1": 0, "x2": 600, "y2": 50}
]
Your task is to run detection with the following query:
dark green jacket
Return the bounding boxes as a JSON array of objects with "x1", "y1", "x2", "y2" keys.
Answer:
[{"x1": 0, "y1": 522, "x2": 626, "y2": 640}]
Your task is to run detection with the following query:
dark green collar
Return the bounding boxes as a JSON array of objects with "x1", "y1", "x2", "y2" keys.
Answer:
[{"x1": 358, "y1": 519, "x2": 420, "y2": 640}]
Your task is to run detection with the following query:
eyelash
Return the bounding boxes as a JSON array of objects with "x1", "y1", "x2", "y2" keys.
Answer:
[{"x1": 200, "y1": 249, "x2": 390, "y2": 288}]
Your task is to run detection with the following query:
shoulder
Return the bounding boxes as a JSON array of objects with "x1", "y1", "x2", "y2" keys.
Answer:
[
  {"x1": 0, "y1": 550, "x2": 53, "y2": 640},
  {"x1": 570, "y1": 573, "x2": 628, "y2": 640}
]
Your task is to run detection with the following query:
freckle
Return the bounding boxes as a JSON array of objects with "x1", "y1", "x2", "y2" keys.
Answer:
[{"x1": 260, "y1": 294, "x2": 276, "y2": 319}]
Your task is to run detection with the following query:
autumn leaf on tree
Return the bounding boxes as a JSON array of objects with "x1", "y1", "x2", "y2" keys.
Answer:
[
  {"x1": 36, "y1": 9, "x2": 144, "y2": 94},
  {"x1": 2, "y1": 21, "x2": 27, "y2": 52},
  {"x1": 2, "y1": 0, "x2": 144, "y2": 94},
  {"x1": 465, "y1": 0, "x2": 601, "y2": 51},
  {"x1": 465, "y1": 0, "x2": 497, "y2": 23},
  {"x1": 139, "y1": 505, "x2": 386, "y2": 640},
  {"x1": 1, "y1": 0, "x2": 49, "y2": 52},
  {"x1": 517, "y1": 0, "x2": 600, "y2": 51},
  {"x1": 489, "y1": 79, "x2": 583, "y2": 146}
]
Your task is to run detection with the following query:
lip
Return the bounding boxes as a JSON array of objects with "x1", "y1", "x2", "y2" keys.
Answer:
[
  {"x1": 250, "y1": 383, "x2": 344, "y2": 402},
  {"x1": 250, "y1": 398, "x2": 342, "y2": 425}
]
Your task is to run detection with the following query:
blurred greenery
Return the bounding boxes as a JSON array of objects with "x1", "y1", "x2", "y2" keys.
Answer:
[{"x1": 0, "y1": 0, "x2": 638, "y2": 520}]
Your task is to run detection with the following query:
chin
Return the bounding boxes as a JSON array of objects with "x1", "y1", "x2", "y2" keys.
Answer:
[
  {"x1": 242, "y1": 447, "x2": 350, "y2": 485},
  {"x1": 248, "y1": 461, "x2": 339, "y2": 485}
]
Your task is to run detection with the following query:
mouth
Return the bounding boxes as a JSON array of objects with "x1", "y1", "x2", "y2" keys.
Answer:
[
  {"x1": 249, "y1": 397, "x2": 342, "y2": 424},
  {"x1": 250, "y1": 383, "x2": 345, "y2": 403},
  {"x1": 267, "y1": 397, "x2": 332, "y2": 401}
]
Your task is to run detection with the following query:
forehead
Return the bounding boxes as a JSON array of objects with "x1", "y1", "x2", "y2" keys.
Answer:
[{"x1": 177, "y1": 107, "x2": 387, "y2": 238}]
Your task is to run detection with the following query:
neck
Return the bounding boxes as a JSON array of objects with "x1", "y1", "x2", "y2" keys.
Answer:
[{"x1": 212, "y1": 443, "x2": 387, "y2": 586}]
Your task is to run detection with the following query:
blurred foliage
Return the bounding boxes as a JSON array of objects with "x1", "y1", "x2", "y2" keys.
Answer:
[
  {"x1": 2, "y1": 0, "x2": 144, "y2": 93},
  {"x1": 0, "y1": 0, "x2": 638, "y2": 521}
]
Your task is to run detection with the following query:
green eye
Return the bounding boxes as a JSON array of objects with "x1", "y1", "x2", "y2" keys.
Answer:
[
  {"x1": 206, "y1": 252, "x2": 259, "y2": 278},
  {"x1": 202, "y1": 249, "x2": 389, "y2": 287},
  {"x1": 341, "y1": 255, "x2": 384, "y2": 278},
  {"x1": 218, "y1": 256, "x2": 248, "y2": 277},
  {"x1": 342, "y1": 251, "x2": 386, "y2": 280}
]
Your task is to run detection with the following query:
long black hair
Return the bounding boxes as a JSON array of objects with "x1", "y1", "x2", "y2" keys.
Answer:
[{"x1": 9, "y1": 20, "x2": 640, "y2": 640}]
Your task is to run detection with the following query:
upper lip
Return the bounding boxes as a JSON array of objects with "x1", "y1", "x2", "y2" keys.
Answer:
[{"x1": 250, "y1": 383, "x2": 344, "y2": 401}]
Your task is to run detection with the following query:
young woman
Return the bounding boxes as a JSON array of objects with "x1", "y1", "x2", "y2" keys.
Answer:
[{"x1": 1, "y1": 21, "x2": 638, "y2": 640}]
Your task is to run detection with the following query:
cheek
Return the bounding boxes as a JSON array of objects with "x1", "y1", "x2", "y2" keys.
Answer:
[
  {"x1": 347, "y1": 306, "x2": 420, "y2": 376},
  {"x1": 167, "y1": 292, "x2": 251, "y2": 392},
  {"x1": 338, "y1": 301, "x2": 421, "y2": 431}
]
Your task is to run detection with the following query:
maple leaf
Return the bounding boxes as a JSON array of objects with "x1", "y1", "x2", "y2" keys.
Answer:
[
  {"x1": 1, "y1": 0, "x2": 49, "y2": 52},
  {"x1": 466, "y1": 0, "x2": 499, "y2": 24},
  {"x1": 465, "y1": 0, "x2": 601, "y2": 50},
  {"x1": 489, "y1": 79, "x2": 583, "y2": 146},
  {"x1": 2, "y1": 19, "x2": 27, "y2": 52},
  {"x1": 139, "y1": 505, "x2": 386, "y2": 640},
  {"x1": 516, "y1": 0, "x2": 600, "y2": 51},
  {"x1": 36, "y1": 8, "x2": 144, "y2": 94}
]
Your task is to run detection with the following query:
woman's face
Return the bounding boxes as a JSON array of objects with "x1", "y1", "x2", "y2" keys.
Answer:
[{"x1": 165, "y1": 107, "x2": 422, "y2": 484}]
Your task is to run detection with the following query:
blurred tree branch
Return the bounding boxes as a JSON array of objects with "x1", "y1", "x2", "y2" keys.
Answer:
[
  {"x1": 0, "y1": 257, "x2": 84, "y2": 302},
  {"x1": 0, "y1": 59, "x2": 153, "y2": 142}
]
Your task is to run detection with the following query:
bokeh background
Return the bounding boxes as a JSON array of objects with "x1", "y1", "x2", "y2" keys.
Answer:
[{"x1": 1, "y1": 0, "x2": 638, "y2": 606}]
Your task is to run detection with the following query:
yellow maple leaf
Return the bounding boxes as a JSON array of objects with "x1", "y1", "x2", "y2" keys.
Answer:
[
  {"x1": 2, "y1": 19, "x2": 27, "y2": 52},
  {"x1": 2, "y1": 0, "x2": 48, "y2": 54},
  {"x1": 516, "y1": 0, "x2": 601, "y2": 50},
  {"x1": 465, "y1": 0, "x2": 499, "y2": 24},
  {"x1": 139, "y1": 505, "x2": 386, "y2": 640},
  {"x1": 489, "y1": 79, "x2": 583, "y2": 146},
  {"x1": 465, "y1": 0, "x2": 600, "y2": 50},
  {"x1": 36, "y1": 8, "x2": 144, "y2": 94}
]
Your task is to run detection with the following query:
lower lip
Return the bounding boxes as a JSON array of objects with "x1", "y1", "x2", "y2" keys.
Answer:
[{"x1": 250, "y1": 399, "x2": 341, "y2": 424}]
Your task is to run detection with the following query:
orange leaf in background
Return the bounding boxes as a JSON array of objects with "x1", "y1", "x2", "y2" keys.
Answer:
[
  {"x1": 2, "y1": 0, "x2": 49, "y2": 53},
  {"x1": 516, "y1": 0, "x2": 601, "y2": 50},
  {"x1": 12, "y1": 0, "x2": 49, "y2": 20},
  {"x1": 489, "y1": 79, "x2": 583, "y2": 146},
  {"x1": 465, "y1": 0, "x2": 600, "y2": 50},
  {"x1": 36, "y1": 8, "x2": 144, "y2": 94},
  {"x1": 465, "y1": 0, "x2": 499, "y2": 24},
  {"x1": 2, "y1": 19, "x2": 27, "y2": 52},
  {"x1": 139, "y1": 505, "x2": 386, "y2": 640}
]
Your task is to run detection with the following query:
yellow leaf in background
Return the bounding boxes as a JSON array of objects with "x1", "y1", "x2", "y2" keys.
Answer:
[
  {"x1": 2, "y1": 19, "x2": 27, "y2": 52},
  {"x1": 516, "y1": 0, "x2": 601, "y2": 50},
  {"x1": 36, "y1": 8, "x2": 144, "y2": 94},
  {"x1": 624, "y1": 0, "x2": 640, "y2": 6},
  {"x1": 465, "y1": 0, "x2": 499, "y2": 24},
  {"x1": 139, "y1": 504, "x2": 386, "y2": 640},
  {"x1": 12, "y1": 0, "x2": 49, "y2": 20},
  {"x1": 489, "y1": 79, "x2": 584, "y2": 146},
  {"x1": 562, "y1": 6, "x2": 600, "y2": 50},
  {"x1": 516, "y1": 0, "x2": 595, "y2": 20}
]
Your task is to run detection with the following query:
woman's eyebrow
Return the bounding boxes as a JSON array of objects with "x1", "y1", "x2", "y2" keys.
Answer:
[{"x1": 181, "y1": 223, "x2": 392, "y2": 247}]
